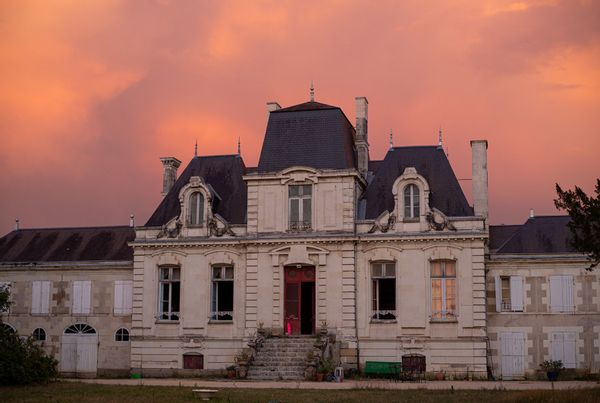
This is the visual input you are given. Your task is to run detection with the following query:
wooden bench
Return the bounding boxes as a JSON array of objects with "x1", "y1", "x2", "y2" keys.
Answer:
[{"x1": 364, "y1": 361, "x2": 402, "y2": 378}]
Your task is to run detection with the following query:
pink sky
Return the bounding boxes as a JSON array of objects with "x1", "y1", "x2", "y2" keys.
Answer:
[{"x1": 1, "y1": 0, "x2": 599, "y2": 234}]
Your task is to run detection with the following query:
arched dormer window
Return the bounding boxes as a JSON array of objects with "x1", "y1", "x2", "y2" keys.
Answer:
[
  {"x1": 404, "y1": 184, "x2": 420, "y2": 219},
  {"x1": 188, "y1": 192, "x2": 204, "y2": 225}
]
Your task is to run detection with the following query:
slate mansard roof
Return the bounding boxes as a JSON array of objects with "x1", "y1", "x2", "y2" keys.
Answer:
[
  {"x1": 363, "y1": 146, "x2": 473, "y2": 219},
  {"x1": 257, "y1": 101, "x2": 357, "y2": 173},
  {"x1": 490, "y1": 216, "x2": 576, "y2": 254},
  {"x1": 0, "y1": 226, "x2": 135, "y2": 263},
  {"x1": 146, "y1": 154, "x2": 248, "y2": 226}
]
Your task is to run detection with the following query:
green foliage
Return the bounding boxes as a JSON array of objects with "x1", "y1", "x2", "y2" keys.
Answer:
[
  {"x1": 0, "y1": 288, "x2": 58, "y2": 385},
  {"x1": 555, "y1": 179, "x2": 600, "y2": 270},
  {"x1": 317, "y1": 357, "x2": 335, "y2": 374},
  {"x1": 540, "y1": 359, "x2": 564, "y2": 372},
  {"x1": 0, "y1": 283, "x2": 11, "y2": 312}
]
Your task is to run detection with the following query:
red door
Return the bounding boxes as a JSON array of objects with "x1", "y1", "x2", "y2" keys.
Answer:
[{"x1": 284, "y1": 266, "x2": 315, "y2": 336}]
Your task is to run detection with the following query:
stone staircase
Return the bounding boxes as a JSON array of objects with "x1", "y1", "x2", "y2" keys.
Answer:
[{"x1": 247, "y1": 337, "x2": 316, "y2": 380}]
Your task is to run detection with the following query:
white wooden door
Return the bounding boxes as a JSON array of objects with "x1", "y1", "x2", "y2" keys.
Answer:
[
  {"x1": 501, "y1": 332, "x2": 525, "y2": 379},
  {"x1": 61, "y1": 333, "x2": 98, "y2": 373}
]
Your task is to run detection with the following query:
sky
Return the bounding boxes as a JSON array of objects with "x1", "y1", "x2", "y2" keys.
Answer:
[{"x1": 0, "y1": 0, "x2": 599, "y2": 234}]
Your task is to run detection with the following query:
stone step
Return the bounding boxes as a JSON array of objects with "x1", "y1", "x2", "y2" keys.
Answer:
[{"x1": 251, "y1": 362, "x2": 306, "y2": 368}]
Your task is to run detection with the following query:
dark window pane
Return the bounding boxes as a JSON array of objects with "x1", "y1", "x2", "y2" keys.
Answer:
[
  {"x1": 303, "y1": 198, "x2": 311, "y2": 224},
  {"x1": 218, "y1": 282, "x2": 234, "y2": 311},
  {"x1": 171, "y1": 282, "x2": 180, "y2": 312},
  {"x1": 379, "y1": 278, "x2": 396, "y2": 311}
]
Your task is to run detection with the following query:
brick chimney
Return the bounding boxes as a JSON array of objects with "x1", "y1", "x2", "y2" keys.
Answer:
[
  {"x1": 470, "y1": 140, "x2": 488, "y2": 219},
  {"x1": 355, "y1": 96, "x2": 369, "y2": 178},
  {"x1": 160, "y1": 157, "x2": 181, "y2": 196}
]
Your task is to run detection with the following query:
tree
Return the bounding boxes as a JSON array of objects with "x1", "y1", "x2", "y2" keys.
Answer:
[
  {"x1": 555, "y1": 179, "x2": 600, "y2": 271},
  {"x1": 0, "y1": 285, "x2": 58, "y2": 385}
]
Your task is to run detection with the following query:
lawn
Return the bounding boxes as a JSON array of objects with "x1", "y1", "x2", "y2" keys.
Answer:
[{"x1": 1, "y1": 382, "x2": 600, "y2": 403}]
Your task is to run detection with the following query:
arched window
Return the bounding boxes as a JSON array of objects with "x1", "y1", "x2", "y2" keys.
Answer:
[
  {"x1": 64, "y1": 323, "x2": 96, "y2": 334},
  {"x1": 1, "y1": 323, "x2": 15, "y2": 334},
  {"x1": 188, "y1": 192, "x2": 204, "y2": 225},
  {"x1": 115, "y1": 328, "x2": 129, "y2": 342},
  {"x1": 32, "y1": 328, "x2": 46, "y2": 341},
  {"x1": 403, "y1": 184, "x2": 420, "y2": 219}
]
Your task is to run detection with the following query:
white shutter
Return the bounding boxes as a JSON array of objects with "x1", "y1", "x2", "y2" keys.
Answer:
[
  {"x1": 563, "y1": 332, "x2": 577, "y2": 368},
  {"x1": 81, "y1": 281, "x2": 91, "y2": 314},
  {"x1": 32, "y1": 281, "x2": 42, "y2": 314},
  {"x1": 114, "y1": 281, "x2": 124, "y2": 315},
  {"x1": 40, "y1": 281, "x2": 50, "y2": 314},
  {"x1": 563, "y1": 276, "x2": 574, "y2": 312},
  {"x1": 72, "y1": 281, "x2": 82, "y2": 314},
  {"x1": 551, "y1": 332, "x2": 564, "y2": 362},
  {"x1": 510, "y1": 276, "x2": 524, "y2": 312},
  {"x1": 495, "y1": 276, "x2": 502, "y2": 312},
  {"x1": 124, "y1": 281, "x2": 133, "y2": 314},
  {"x1": 549, "y1": 276, "x2": 563, "y2": 312},
  {"x1": 73, "y1": 281, "x2": 91, "y2": 314}
]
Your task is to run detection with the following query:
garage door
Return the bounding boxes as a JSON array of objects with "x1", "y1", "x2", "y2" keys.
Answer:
[{"x1": 61, "y1": 323, "x2": 98, "y2": 373}]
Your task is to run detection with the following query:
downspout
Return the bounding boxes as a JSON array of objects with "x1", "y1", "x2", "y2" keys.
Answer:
[{"x1": 353, "y1": 238, "x2": 360, "y2": 373}]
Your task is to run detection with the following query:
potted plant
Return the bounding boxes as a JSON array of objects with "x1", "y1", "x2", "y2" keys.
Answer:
[
  {"x1": 435, "y1": 370, "x2": 445, "y2": 381},
  {"x1": 317, "y1": 358, "x2": 334, "y2": 382},
  {"x1": 226, "y1": 365, "x2": 236, "y2": 379},
  {"x1": 234, "y1": 350, "x2": 251, "y2": 379},
  {"x1": 540, "y1": 360, "x2": 564, "y2": 381}
]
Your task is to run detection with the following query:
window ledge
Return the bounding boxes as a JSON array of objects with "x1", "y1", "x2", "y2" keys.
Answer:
[
  {"x1": 402, "y1": 218, "x2": 419, "y2": 223},
  {"x1": 208, "y1": 320, "x2": 233, "y2": 325},
  {"x1": 429, "y1": 319, "x2": 458, "y2": 323},
  {"x1": 370, "y1": 319, "x2": 397, "y2": 324},
  {"x1": 155, "y1": 320, "x2": 180, "y2": 325}
]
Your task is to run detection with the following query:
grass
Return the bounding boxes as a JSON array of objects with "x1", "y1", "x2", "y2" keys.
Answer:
[{"x1": 1, "y1": 382, "x2": 600, "y2": 403}]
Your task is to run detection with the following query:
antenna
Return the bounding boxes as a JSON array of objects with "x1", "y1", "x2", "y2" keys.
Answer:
[
  {"x1": 389, "y1": 129, "x2": 393, "y2": 150},
  {"x1": 237, "y1": 137, "x2": 241, "y2": 156},
  {"x1": 194, "y1": 140, "x2": 198, "y2": 157}
]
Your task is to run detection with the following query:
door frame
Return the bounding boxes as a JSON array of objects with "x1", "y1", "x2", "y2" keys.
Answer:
[{"x1": 283, "y1": 265, "x2": 316, "y2": 336}]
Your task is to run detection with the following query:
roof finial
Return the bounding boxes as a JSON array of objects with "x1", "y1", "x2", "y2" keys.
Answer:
[
  {"x1": 310, "y1": 80, "x2": 314, "y2": 102},
  {"x1": 389, "y1": 128, "x2": 394, "y2": 150},
  {"x1": 194, "y1": 139, "x2": 198, "y2": 157},
  {"x1": 15, "y1": 218, "x2": 19, "y2": 231},
  {"x1": 237, "y1": 137, "x2": 241, "y2": 156},
  {"x1": 438, "y1": 126, "x2": 443, "y2": 148},
  {"x1": 129, "y1": 214, "x2": 135, "y2": 227}
]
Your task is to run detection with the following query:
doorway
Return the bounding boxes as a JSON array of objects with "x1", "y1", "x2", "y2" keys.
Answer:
[
  {"x1": 284, "y1": 266, "x2": 315, "y2": 336},
  {"x1": 61, "y1": 323, "x2": 98, "y2": 374}
]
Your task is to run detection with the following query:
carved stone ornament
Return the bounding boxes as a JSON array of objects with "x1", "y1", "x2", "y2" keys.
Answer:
[
  {"x1": 368, "y1": 210, "x2": 397, "y2": 234},
  {"x1": 208, "y1": 214, "x2": 236, "y2": 237},
  {"x1": 157, "y1": 218, "x2": 182, "y2": 238},
  {"x1": 426, "y1": 208, "x2": 457, "y2": 231}
]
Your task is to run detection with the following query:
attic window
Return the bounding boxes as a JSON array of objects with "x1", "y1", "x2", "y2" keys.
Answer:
[
  {"x1": 188, "y1": 192, "x2": 204, "y2": 225},
  {"x1": 404, "y1": 184, "x2": 420, "y2": 219},
  {"x1": 289, "y1": 185, "x2": 312, "y2": 231}
]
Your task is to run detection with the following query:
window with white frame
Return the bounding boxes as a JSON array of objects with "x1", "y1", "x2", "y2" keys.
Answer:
[
  {"x1": 403, "y1": 184, "x2": 420, "y2": 219},
  {"x1": 289, "y1": 184, "x2": 312, "y2": 230},
  {"x1": 211, "y1": 265, "x2": 234, "y2": 321},
  {"x1": 158, "y1": 267, "x2": 180, "y2": 320},
  {"x1": 430, "y1": 260, "x2": 456, "y2": 320},
  {"x1": 371, "y1": 262, "x2": 396, "y2": 320},
  {"x1": 114, "y1": 280, "x2": 133, "y2": 315},
  {"x1": 494, "y1": 276, "x2": 524, "y2": 312},
  {"x1": 551, "y1": 331, "x2": 577, "y2": 368},
  {"x1": 188, "y1": 191, "x2": 205, "y2": 225},
  {"x1": 31, "y1": 281, "x2": 51, "y2": 314},
  {"x1": 549, "y1": 275, "x2": 574, "y2": 312},
  {"x1": 72, "y1": 280, "x2": 91, "y2": 315},
  {"x1": 115, "y1": 327, "x2": 130, "y2": 342}
]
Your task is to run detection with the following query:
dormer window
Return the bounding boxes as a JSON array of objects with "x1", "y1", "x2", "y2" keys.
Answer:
[
  {"x1": 404, "y1": 184, "x2": 420, "y2": 219},
  {"x1": 289, "y1": 184, "x2": 312, "y2": 231},
  {"x1": 188, "y1": 192, "x2": 204, "y2": 225}
]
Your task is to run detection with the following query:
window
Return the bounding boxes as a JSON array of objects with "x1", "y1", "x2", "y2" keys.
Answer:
[
  {"x1": 289, "y1": 185, "x2": 312, "y2": 230},
  {"x1": 0, "y1": 282, "x2": 11, "y2": 313},
  {"x1": 32, "y1": 328, "x2": 46, "y2": 341},
  {"x1": 32, "y1": 281, "x2": 51, "y2": 314},
  {"x1": 183, "y1": 353, "x2": 204, "y2": 369},
  {"x1": 72, "y1": 280, "x2": 91, "y2": 315},
  {"x1": 188, "y1": 192, "x2": 204, "y2": 225},
  {"x1": 494, "y1": 276, "x2": 524, "y2": 312},
  {"x1": 549, "y1": 275, "x2": 574, "y2": 312},
  {"x1": 115, "y1": 328, "x2": 130, "y2": 342},
  {"x1": 403, "y1": 184, "x2": 420, "y2": 219},
  {"x1": 371, "y1": 262, "x2": 396, "y2": 320},
  {"x1": 65, "y1": 323, "x2": 96, "y2": 334},
  {"x1": 158, "y1": 267, "x2": 180, "y2": 320},
  {"x1": 1, "y1": 323, "x2": 15, "y2": 334},
  {"x1": 114, "y1": 280, "x2": 133, "y2": 315},
  {"x1": 551, "y1": 332, "x2": 577, "y2": 368},
  {"x1": 211, "y1": 265, "x2": 234, "y2": 321},
  {"x1": 430, "y1": 260, "x2": 456, "y2": 320}
]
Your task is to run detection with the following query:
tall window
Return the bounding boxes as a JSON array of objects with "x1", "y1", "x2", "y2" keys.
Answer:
[
  {"x1": 188, "y1": 192, "x2": 204, "y2": 225},
  {"x1": 211, "y1": 265, "x2": 234, "y2": 321},
  {"x1": 289, "y1": 185, "x2": 312, "y2": 230},
  {"x1": 403, "y1": 184, "x2": 420, "y2": 219},
  {"x1": 430, "y1": 260, "x2": 456, "y2": 320},
  {"x1": 551, "y1": 332, "x2": 577, "y2": 368},
  {"x1": 31, "y1": 281, "x2": 51, "y2": 314},
  {"x1": 371, "y1": 262, "x2": 396, "y2": 320},
  {"x1": 72, "y1": 280, "x2": 91, "y2": 315},
  {"x1": 495, "y1": 276, "x2": 524, "y2": 312},
  {"x1": 159, "y1": 267, "x2": 180, "y2": 320}
]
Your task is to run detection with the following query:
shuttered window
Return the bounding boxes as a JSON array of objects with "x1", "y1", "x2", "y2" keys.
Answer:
[
  {"x1": 114, "y1": 280, "x2": 133, "y2": 315},
  {"x1": 549, "y1": 276, "x2": 574, "y2": 312},
  {"x1": 494, "y1": 276, "x2": 523, "y2": 312},
  {"x1": 551, "y1": 332, "x2": 577, "y2": 368},
  {"x1": 31, "y1": 281, "x2": 51, "y2": 314},
  {"x1": 72, "y1": 280, "x2": 91, "y2": 315}
]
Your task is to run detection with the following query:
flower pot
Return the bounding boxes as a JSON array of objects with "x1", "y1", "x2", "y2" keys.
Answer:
[
  {"x1": 316, "y1": 373, "x2": 325, "y2": 382},
  {"x1": 546, "y1": 370, "x2": 559, "y2": 382},
  {"x1": 435, "y1": 372, "x2": 445, "y2": 381},
  {"x1": 227, "y1": 369, "x2": 236, "y2": 379}
]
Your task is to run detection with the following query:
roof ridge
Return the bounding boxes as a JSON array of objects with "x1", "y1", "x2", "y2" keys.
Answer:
[{"x1": 7, "y1": 225, "x2": 132, "y2": 232}]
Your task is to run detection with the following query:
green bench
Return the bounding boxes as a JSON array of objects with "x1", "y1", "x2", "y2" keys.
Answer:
[{"x1": 364, "y1": 361, "x2": 402, "y2": 378}]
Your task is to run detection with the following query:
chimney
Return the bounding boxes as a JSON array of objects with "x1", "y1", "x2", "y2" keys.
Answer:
[
  {"x1": 355, "y1": 96, "x2": 369, "y2": 178},
  {"x1": 15, "y1": 218, "x2": 19, "y2": 231},
  {"x1": 470, "y1": 140, "x2": 488, "y2": 219},
  {"x1": 130, "y1": 214, "x2": 135, "y2": 227},
  {"x1": 529, "y1": 208, "x2": 535, "y2": 219},
  {"x1": 160, "y1": 157, "x2": 181, "y2": 196},
  {"x1": 266, "y1": 101, "x2": 281, "y2": 114}
]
